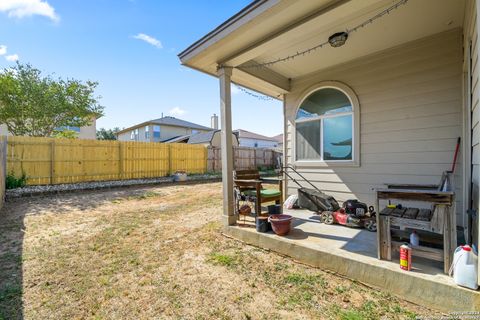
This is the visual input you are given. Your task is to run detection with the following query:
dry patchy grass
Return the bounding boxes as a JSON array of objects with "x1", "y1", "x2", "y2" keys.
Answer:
[{"x1": 0, "y1": 182, "x2": 439, "y2": 319}]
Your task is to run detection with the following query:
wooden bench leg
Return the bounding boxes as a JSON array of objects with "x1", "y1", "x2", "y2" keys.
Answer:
[
  {"x1": 443, "y1": 204, "x2": 456, "y2": 274},
  {"x1": 378, "y1": 215, "x2": 392, "y2": 260}
]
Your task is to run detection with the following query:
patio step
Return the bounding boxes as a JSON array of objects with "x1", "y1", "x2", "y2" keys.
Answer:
[{"x1": 224, "y1": 225, "x2": 480, "y2": 313}]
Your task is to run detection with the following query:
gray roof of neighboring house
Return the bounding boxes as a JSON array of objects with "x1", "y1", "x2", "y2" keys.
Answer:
[
  {"x1": 149, "y1": 116, "x2": 213, "y2": 131},
  {"x1": 272, "y1": 134, "x2": 283, "y2": 143},
  {"x1": 116, "y1": 116, "x2": 213, "y2": 135},
  {"x1": 188, "y1": 130, "x2": 218, "y2": 144},
  {"x1": 233, "y1": 129, "x2": 277, "y2": 142},
  {"x1": 163, "y1": 135, "x2": 191, "y2": 143}
]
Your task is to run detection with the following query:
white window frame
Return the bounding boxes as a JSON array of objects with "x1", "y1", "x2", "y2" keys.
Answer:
[{"x1": 293, "y1": 81, "x2": 360, "y2": 167}]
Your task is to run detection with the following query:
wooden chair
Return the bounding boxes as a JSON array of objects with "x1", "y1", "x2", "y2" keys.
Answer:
[{"x1": 233, "y1": 169, "x2": 282, "y2": 219}]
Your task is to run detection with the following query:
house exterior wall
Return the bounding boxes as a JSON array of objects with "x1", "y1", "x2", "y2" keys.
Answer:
[
  {"x1": 117, "y1": 131, "x2": 131, "y2": 142},
  {"x1": 117, "y1": 124, "x2": 211, "y2": 142},
  {"x1": 78, "y1": 120, "x2": 96, "y2": 140},
  {"x1": 285, "y1": 29, "x2": 465, "y2": 226},
  {"x1": 464, "y1": 0, "x2": 480, "y2": 249},
  {"x1": 238, "y1": 137, "x2": 278, "y2": 148},
  {"x1": 0, "y1": 122, "x2": 96, "y2": 140}
]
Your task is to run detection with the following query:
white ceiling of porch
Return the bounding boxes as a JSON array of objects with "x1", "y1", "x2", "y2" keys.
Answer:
[
  {"x1": 180, "y1": 0, "x2": 466, "y2": 97},
  {"x1": 250, "y1": 0, "x2": 465, "y2": 79}
]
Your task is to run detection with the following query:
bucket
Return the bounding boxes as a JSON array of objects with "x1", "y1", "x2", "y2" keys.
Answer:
[
  {"x1": 255, "y1": 216, "x2": 269, "y2": 233},
  {"x1": 268, "y1": 204, "x2": 282, "y2": 215},
  {"x1": 173, "y1": 171, "x2": 187, "y2": 182}
]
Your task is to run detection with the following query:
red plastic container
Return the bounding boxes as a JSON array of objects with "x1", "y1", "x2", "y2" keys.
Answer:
[{"x1": 268, "y1": 214, "x2": 293, "y2": 236}]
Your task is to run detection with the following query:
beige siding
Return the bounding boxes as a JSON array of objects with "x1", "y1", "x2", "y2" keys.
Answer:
[
  {"x1": 465, "y1": 0, "x2": 480, "y2": 250},
  {"x1": 78, "y1": 119, "x2": 97, "y2": 140},
  {"x1": 285, "y1": 29, "x2": 464, "y2": 225},
  {"x1": 0, "y1": 122, "x2": 96, "y2": 139},
  {"x1": 117, "y1": 124, "x2": 212, "y2": 142}
]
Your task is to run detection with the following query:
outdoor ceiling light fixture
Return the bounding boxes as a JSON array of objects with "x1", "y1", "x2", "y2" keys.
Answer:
[{"x1": 328, "y1": 32, "x2": 348, "y2": 48}]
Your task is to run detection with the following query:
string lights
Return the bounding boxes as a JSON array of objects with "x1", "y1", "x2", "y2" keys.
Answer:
[
  {"x1": 234, "y1": 85, "x2": 274, "y2": 101},
  {"x1": 238, "y1": 0, "x2": 409, "y2": 69}
]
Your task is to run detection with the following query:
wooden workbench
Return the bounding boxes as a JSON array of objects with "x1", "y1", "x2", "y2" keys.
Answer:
[{"x1": 375, "y1": 187, "x2": 456, "y2": 273}]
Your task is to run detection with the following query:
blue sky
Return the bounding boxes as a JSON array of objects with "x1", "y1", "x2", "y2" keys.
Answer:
[{"x1": 0, "y1": 0, "x2": 283, "y2": 137}]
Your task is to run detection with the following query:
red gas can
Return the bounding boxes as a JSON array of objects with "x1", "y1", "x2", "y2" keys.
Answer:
[{"x1": 399, "y1": 244, "x2": 412, "y2": 271}]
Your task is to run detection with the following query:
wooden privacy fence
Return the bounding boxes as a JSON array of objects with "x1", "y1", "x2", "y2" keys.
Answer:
[
  {"x1": 207, "y1": 146, "x2": 281, "y2": 172},
  {"x1": 7, "y1": 136, "x2": 207, "y2": 185}
]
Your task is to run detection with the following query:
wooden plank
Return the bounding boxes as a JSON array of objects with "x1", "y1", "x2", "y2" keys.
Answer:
[
  {"x1": 417, "y1": 208, "x2": 433, "y2": 221},
  {"x1": 444, "y1": 202, "x2": 457, "y2": 274},
  {"x1": 403, "y1": 208, "x2": 419, "y2": 219},
  {"x1": 390, "y1": 217, "x2": 436, "y2": 233},
  {"x1": 378, "y1": 215, "x2": 391, "y2": 260},
  {"x1": 50, "y1": 140, "x2": 55, "y2": 184},
  {"x1": 376, "y1": 189, "x2": 454, "y2": 204},
  {"x1": 430, "y1": 205, "x2": 446, "y2": 234},
  {"x1": 391, "y1": 207, "x2": 406, "y2": 217}
]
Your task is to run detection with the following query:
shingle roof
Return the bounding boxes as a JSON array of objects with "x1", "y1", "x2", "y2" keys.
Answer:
[
  {"x1": 233, "y1": 129, "x2": 277, "y2": 142},
  {"x1": 116, "y1": 116, "x2": 213, "y2": 135},
  {"x1": 271, "y1": 134, "x2": 283, "y2": 143},
  {"x1": 150, "y1": 116, "x2": 213, "y2": 131},
  {"x1": 188, "y1": 130, "x2": 217, "y2": 144}
]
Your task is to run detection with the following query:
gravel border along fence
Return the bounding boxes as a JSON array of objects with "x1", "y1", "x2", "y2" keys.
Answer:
[{"x1": 6, "y1": 174, "x2": 222, "y2": 199}]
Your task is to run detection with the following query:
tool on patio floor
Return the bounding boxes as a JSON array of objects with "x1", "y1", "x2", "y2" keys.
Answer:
[{"x1": 282, "y1": 165, "x2": 376, "y2": 231}]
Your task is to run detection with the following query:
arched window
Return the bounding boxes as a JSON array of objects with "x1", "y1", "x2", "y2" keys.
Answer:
[{"x1": 295, "y1": 85, "x2": 358, "y2": 163}]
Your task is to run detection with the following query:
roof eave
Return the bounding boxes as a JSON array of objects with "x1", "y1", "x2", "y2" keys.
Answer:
[{"x1": 178, "y1": 0, "x2": 273, "y2": 62}]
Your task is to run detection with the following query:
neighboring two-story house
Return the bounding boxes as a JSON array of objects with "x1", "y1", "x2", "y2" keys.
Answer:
[
  {"x1": 116, "y1": 116, "x2": 213, "y2": 142},
  {"x1": 0, "y1": 120, "x2": 97, "y2": 140}
]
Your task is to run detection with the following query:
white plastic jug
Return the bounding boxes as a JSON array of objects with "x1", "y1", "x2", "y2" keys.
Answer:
[{"x1": 449, "y1": 245, "x2": 478, "y2": 290}]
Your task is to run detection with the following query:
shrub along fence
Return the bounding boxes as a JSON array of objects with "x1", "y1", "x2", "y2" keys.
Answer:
[{"x1": 6, "y1": 136, "x2": 281, "y2": 186}]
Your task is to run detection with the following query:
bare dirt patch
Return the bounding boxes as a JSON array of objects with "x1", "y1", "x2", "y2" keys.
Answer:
[{"x1": 0, "y1": 183, "x2": 440, "y2": 319}]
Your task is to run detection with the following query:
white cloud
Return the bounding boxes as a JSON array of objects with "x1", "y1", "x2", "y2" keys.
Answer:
[
  {"x1": 5, "y1": 54, "x2": 19, "y2": 62},
  {"x1": 169, "y1": 107, "x2": 186, "y2": 117},
  {"x1": 133, "y1": 33, "x2": 162, "y2": 48},
  {"x1": 0, "y1": 0, "x2": 59, "y2": 22},
  {"x1": 0, "y1": 45, "x2": 6, "y2": 55}
]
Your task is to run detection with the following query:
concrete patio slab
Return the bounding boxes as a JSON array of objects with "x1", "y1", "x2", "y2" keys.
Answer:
[{"x1": 224, "y1": 209, "x2": 480, "y2": 312}]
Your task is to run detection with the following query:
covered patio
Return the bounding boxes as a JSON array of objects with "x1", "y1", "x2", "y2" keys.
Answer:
[
  {"x1": 179, "y1": 0, "x2": 480, "y2": 311},
  {"x1": 224, "y1": 208, "x2": 478, "y2": 312}
]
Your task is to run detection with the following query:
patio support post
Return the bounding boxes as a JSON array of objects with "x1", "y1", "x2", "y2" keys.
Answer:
[
  {"x1": 218, "y1": 66, "x2": 236, "y2": 226},
  {"x1": 476, "y1": 0, "x2": 480, "y2": 286},
  {"x1": 282, "y1": 94, "x2": 287, "y2": 201}
]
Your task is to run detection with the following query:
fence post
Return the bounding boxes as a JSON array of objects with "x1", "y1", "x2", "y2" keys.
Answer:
[
  {"x1": 119, "y1": 142, "x2": 124, "y2": 179},
  {"x1": 204, "y1": 146, "x2": 208, "y2": 173},
  {"x1": 50, "y1": 139, "x2": 55, "y2": 184},
  {"x1": 168, "y1": 144, "x2": 173, "y2": 175}
]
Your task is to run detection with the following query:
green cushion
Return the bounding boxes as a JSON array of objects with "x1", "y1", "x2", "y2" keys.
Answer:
[{"x1": 243, "y1": 189, "x2": 281, "y2": 198}]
